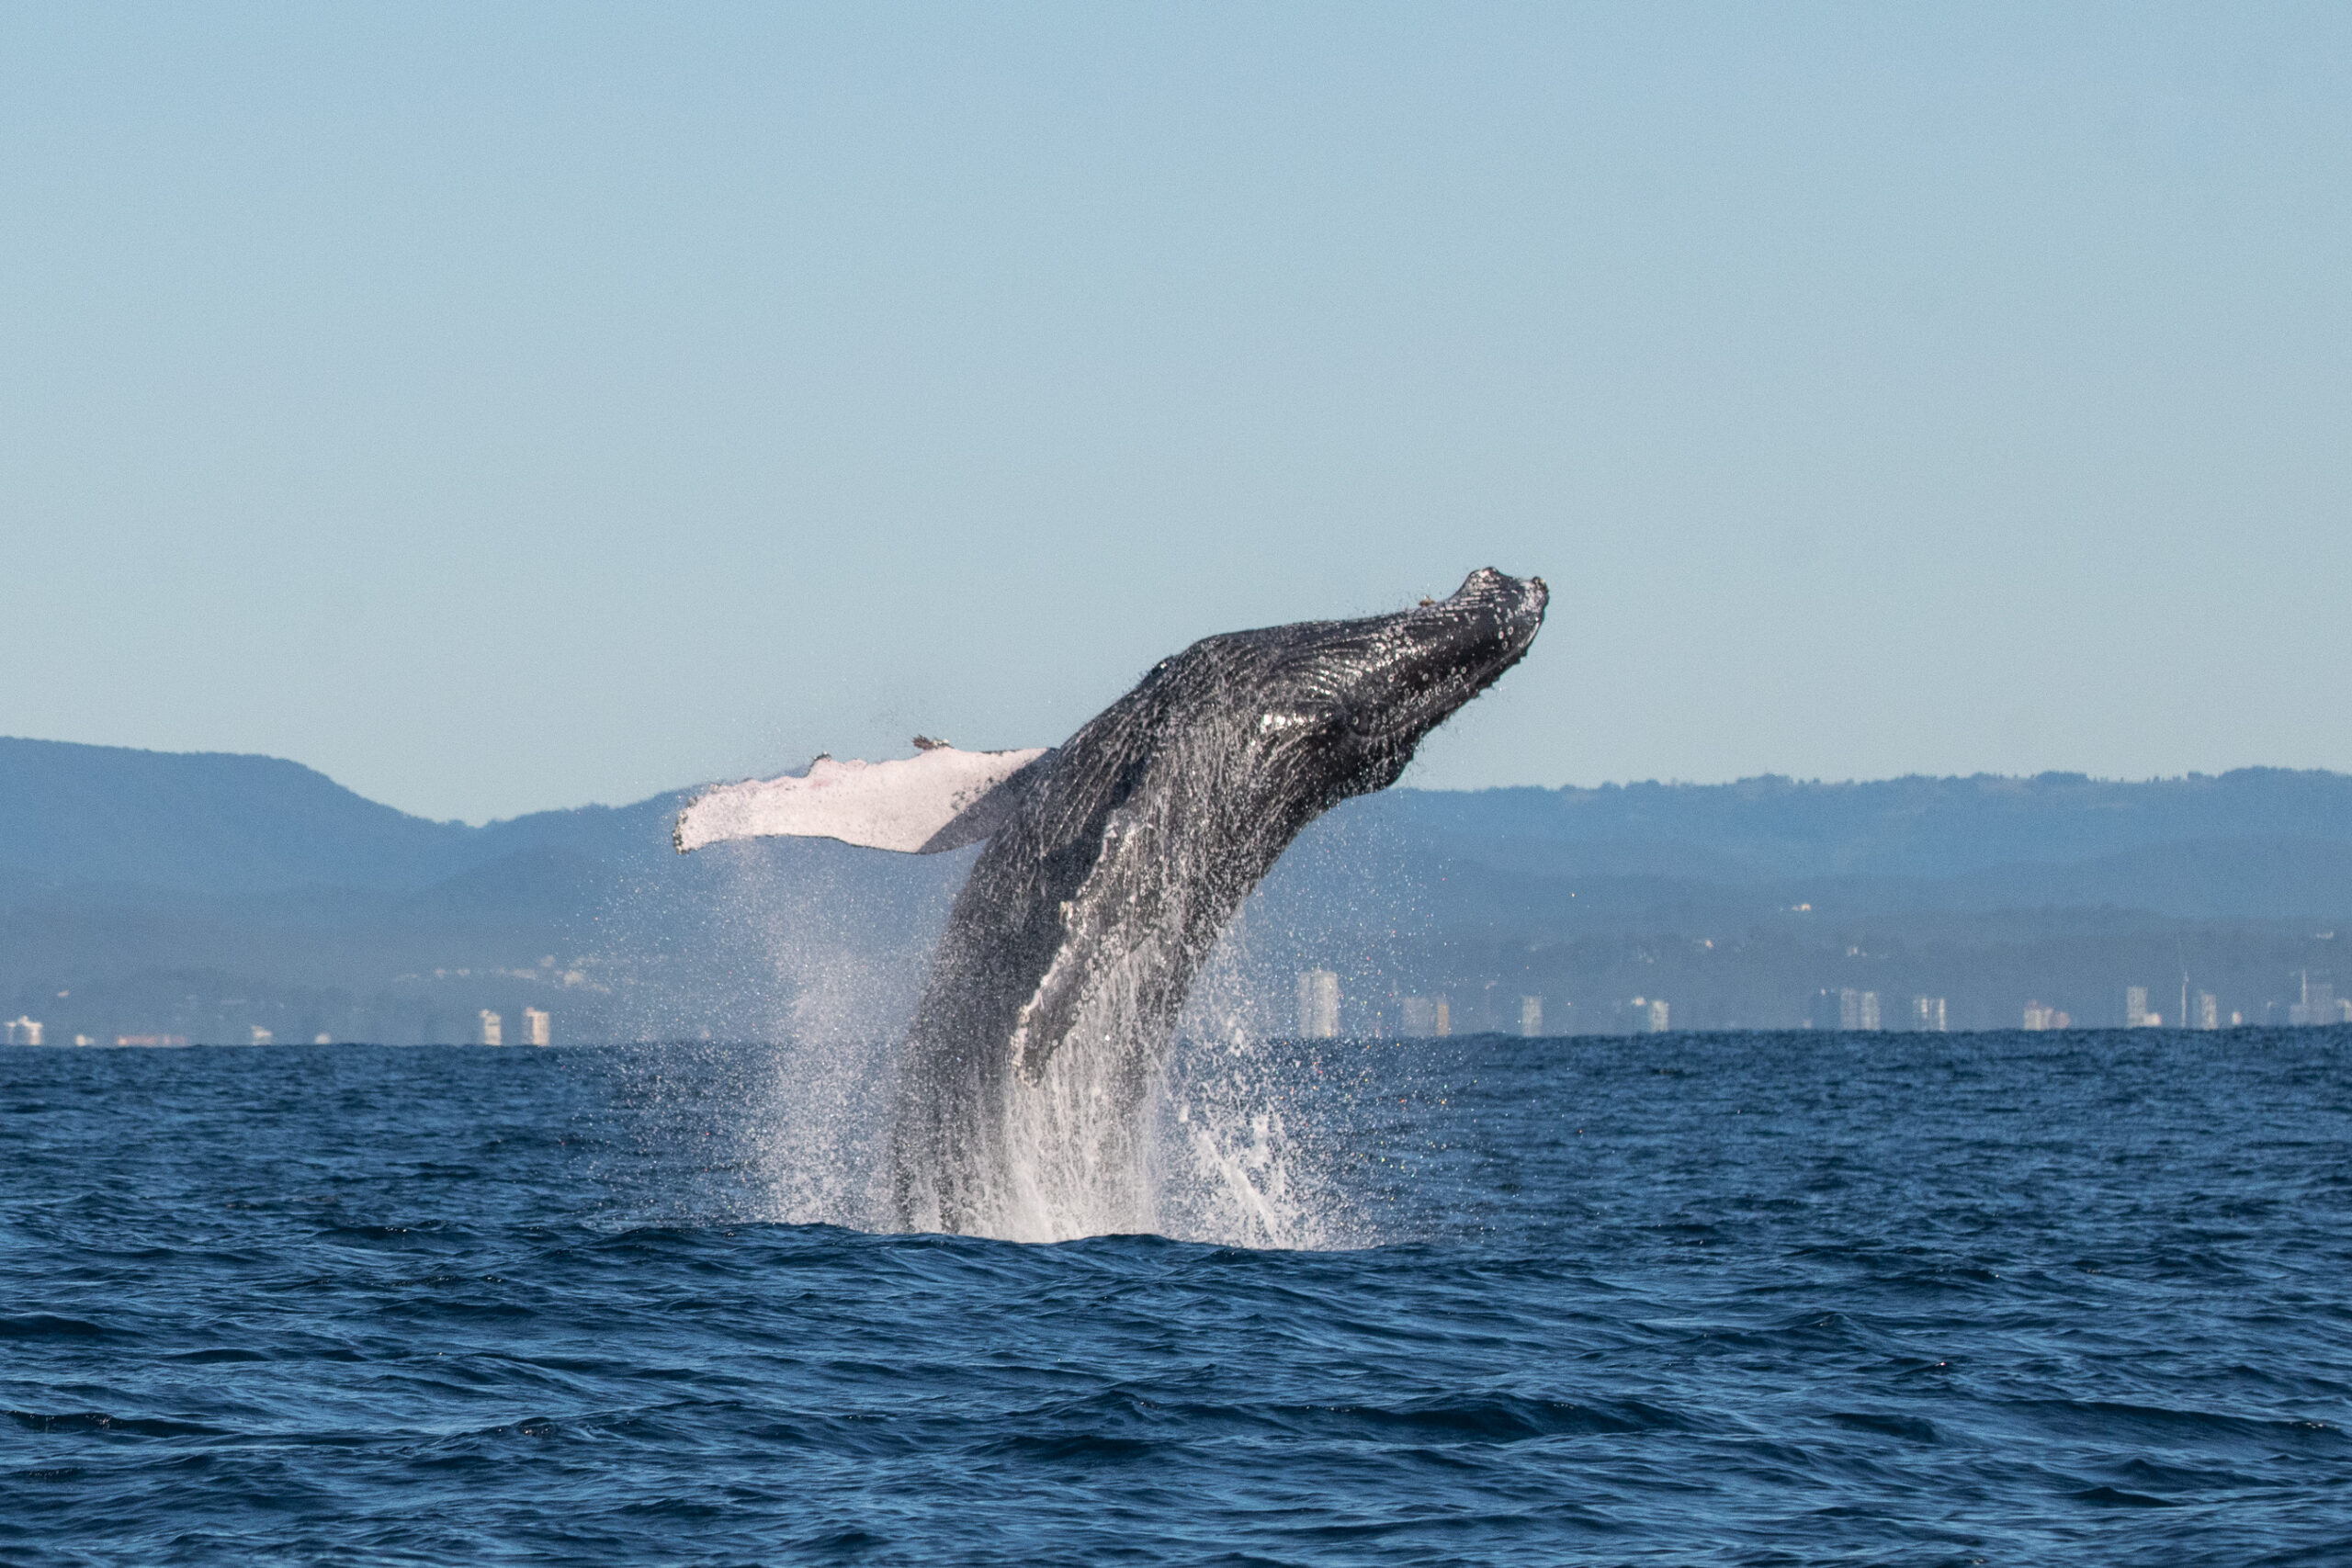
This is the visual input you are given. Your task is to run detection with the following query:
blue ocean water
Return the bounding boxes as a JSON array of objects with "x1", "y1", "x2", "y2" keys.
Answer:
[{"x1": 5, "y1": 1029, "x2": 2349, "y2": 1565}]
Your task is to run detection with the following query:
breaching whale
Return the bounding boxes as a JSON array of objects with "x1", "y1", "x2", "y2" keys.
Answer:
[{"x1": 676, "y1": 567, "x2": 1547, "y2": 1235}]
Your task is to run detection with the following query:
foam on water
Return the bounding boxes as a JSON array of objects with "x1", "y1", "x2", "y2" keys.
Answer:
[{"x1": 682, "y1": 848, "x2": 1343, "y2": 1246}]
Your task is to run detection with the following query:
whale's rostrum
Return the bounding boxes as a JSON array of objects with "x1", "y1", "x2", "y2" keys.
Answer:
[{"x1": 675, "y1": 567, "x2": 1548, "y2": 1237}]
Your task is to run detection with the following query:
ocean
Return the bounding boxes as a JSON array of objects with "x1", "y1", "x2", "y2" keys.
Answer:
[{"x1": 5, "y1": 1027, "x2": 2347, "y2": 1565}]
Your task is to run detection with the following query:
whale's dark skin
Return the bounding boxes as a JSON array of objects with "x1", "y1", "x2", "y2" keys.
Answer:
[{"x1": 891, "y1": 567, "x2": 1548, "y2": 1233}]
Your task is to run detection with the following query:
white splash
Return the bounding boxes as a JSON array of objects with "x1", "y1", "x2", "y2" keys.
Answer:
[{"x1": 713, "y1": 892, "x2": 1351, "y2": 1249}]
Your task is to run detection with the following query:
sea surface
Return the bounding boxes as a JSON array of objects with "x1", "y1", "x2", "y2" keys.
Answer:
[{"x1": 5, "y1": 1028, "x2": 2349, "y2": 1565}]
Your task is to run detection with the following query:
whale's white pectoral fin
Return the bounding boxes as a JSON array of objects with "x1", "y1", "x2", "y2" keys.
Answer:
[{"x1": 674, "y1": 745, "x2": 1051, "y2": 854}]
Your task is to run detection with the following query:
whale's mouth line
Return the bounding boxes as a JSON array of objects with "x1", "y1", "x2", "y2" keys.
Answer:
[
  {"x1": 1402, "y1": 575, "x2": 1547, "y2": 646},
  {"x1": 1363, "y1": 578, "x2": 1546, "y2": 731}
]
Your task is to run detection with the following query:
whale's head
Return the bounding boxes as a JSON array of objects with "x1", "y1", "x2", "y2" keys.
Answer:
[{"x1": 1176, "y1": 566, "x2": 1549, "y2": 821}]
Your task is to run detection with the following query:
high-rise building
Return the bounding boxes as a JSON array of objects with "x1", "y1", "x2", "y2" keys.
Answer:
[
  {"x1": 5, "y1": 1016, "x2": 42, "y2": 1045},
  {"x1": 1911, "y1": 996, "x2": 1947, "y2": 1032},
  {"x1": 1519, "y1": 995, "x2": 1544, "y2": 1037},
  {"x1": 2287, "y1": 973, "x2": 2338, "y2": 1026},
  {"x1": 2125, "y1": 986, "x2": 2156, "y2": 1028},
  {"x1": 1295, "y1": 970, "x2": 1340, "y2": 1039},
  {"x1": 1631, "y1": 997, "x2": 1669, "y2": 1033},
  {"x1": 1823, "y1": 988, "x2": 1882, "y2": 1032},
  {"x1": 2022, "y1": 1001, "x2": 2073, "y2": 1031},
  {"x1": 1398, "y1": 996, "x2": 1450, "y2": 1038},
  {"x1": 522, "y1": 1007, "x2": 552, "y2": 1047},
  {"x1": 2195, "y1": 992, "x2": 2220, "y2": 1031},
  {"x1": 478, "y1": 1010, "x2": 503, "y2": 1047}
]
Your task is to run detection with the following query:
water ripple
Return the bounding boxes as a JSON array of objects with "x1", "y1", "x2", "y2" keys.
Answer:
[{"x1": 2, "y1": 1029, "x2": 2348, "y2": 1563}]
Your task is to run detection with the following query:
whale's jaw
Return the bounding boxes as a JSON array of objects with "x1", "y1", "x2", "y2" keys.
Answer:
[
  {"x1": 1261, "y1": 566, "x2": 1549, "y2": 799},
  {"x1": 890, "y1": 569, "x2": 1549, "y2": 1237}
]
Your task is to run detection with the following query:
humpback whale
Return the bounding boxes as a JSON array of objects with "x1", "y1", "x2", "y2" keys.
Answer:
[{"x1": 676, "y1": 567, "x2": 1547, "y2": 1235}]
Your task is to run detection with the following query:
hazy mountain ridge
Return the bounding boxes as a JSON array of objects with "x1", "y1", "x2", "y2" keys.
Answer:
[
  {"x1": 0, "y1": 737, "x2": 685, "y2": 902},
  {"x1": 11, "y1": 736, "x2": 2349, "y2": 905},
  {"x1": 1360, "y1": 769, "x2": 2352, "y2": 880},
  {"x1": 1295, "y1": 831, "x2": 2352, "y2": 927},
  {"x1": 5, "y1": 738, "x2": 2347, "y2": 1041},
  {"x1": 0, "y1": 737, "x2": 483, "y2": 894}
]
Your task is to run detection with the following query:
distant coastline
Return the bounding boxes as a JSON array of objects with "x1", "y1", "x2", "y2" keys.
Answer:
[{"x1": 5, "y1": 737, "x2": 2348, "y2": 1045}]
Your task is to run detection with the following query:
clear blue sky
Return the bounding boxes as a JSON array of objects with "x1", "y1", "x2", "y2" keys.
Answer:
[{"x1": 5, "y1": 4, "x2": 2345, "y2": 823}]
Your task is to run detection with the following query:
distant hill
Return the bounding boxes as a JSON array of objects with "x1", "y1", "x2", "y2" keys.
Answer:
[
  {"x1": 0, "y1": 736, "x2": 679, "y2": 900},
  {"x1": 4, "y1": 737, "x2": 2347, "y2": 1041},
  {"x1": 0, "y1": 737, "x2": 479, "y2": 894},
  {"x1": 9, "y1": 737, "x2": 2349, "y2": 906},
  {"x1": 1357, "y1": 770, "x2": 2352, "y2": 881}
]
